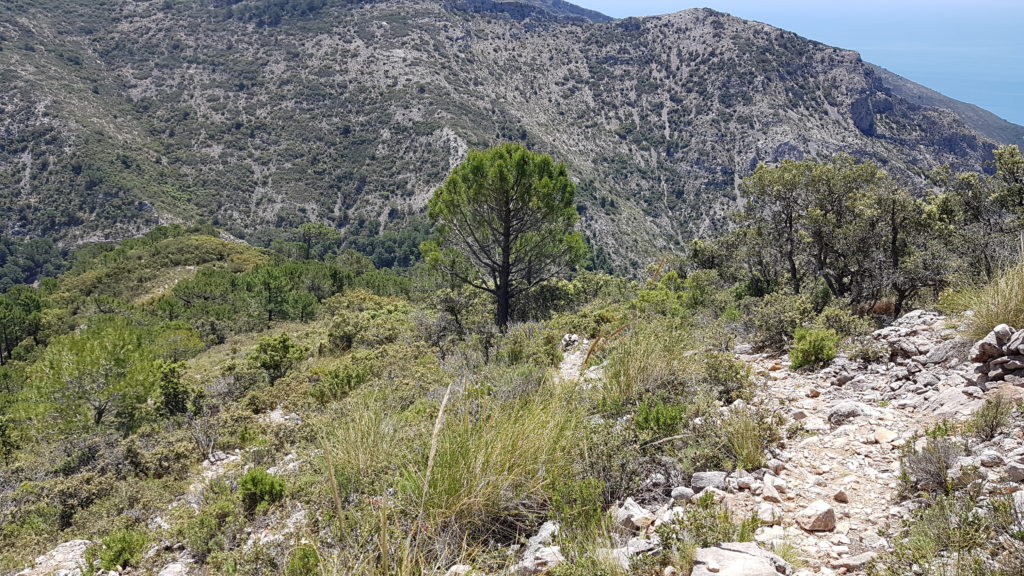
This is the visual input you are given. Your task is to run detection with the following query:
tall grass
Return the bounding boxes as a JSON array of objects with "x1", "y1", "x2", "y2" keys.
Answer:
[
  {"x1": 399, "y1": 385, "x2": 581, "y2": 537},
  {"x1": 965, "y1": 262, "x2": 1024, "y2": 339}
]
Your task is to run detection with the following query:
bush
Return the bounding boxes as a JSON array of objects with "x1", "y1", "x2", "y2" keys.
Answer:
[
  {"x1": 720, "y1": 406, "x2": 782, "y2": 471},
  {"x1": 98, "y1": 528, "x2": 147, "y2": 570},
  {"x1": 751, "y1": 291, "x2": 815, "y2": 350},
  {"x1": 309, "y1": 354, "x2": 374, "y2": 405},
  {"x1": 964, "y1": 262, "x2": 1024, "y2": 340},
  {"x1": 657, "y1": 492, "x2": 759, "y2": 550},
  {"x1": 789, "y1": 327, "x2": 839, "y2": 369},
  {"x1": 967, "y1": 393, "x2": 1014, "y2": 441},
  {"x1": 284, "y1": 545, "x2": 320, "y2": 576},
  {"x1": 604, "y1": 321, "x2": 695, "y2": 403},
  {"x1": 900, "y1": 437, "x2": 964, "y2": 494},
  {"x1": 635, "y1": 399, "x2": 686, "y2": 439},
  {"x1": 702, "y1": 352, "x2": 753, "y2": 402},
  {"x1": 239, "y1": 468, "x2": 285, "y2": 514},
  {"x1": 248, "y1": 334, "x2": 306, "y2": 382}
]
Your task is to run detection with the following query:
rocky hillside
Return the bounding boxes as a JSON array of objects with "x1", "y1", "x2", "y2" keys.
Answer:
[{"x1": 1, "y1": 0, "x2": 1019, "y2": 269}]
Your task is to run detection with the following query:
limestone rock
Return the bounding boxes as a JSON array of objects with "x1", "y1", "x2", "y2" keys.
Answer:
[
  {"x1": 970, "y1": 326, "x2": 1011, "y2": 363},
  {"x1": 613, "y1": 498, "x2": 655, "y2": 530},
  {"x1": 1006, "y1": 461, "x2": 1024, "y2": 482},
  {"x1": 828, "y1": 401, "x2": 874, "y2": 425},
  {"x1": 158, "y1": 563, "x2": 192, "y2": 576},
  {"x1": 671, "y1": 486, "x2": 695, "y2": 503},
  {"x1": 691, "y1": 542, "x2": 792, "y2": 576},
  {"x1": 16, "y1": 540, "x2": 93, "y2": 576},
  {"x1": 795, "y1": 500, "x2": 836, "y2": 532},
  {"x1": 978, "y1": 450, "x2": 1004, "y2": 468},
  {"x1": 445, "y1": 565, "x2": 473, "y2": 576},
  {"x1": 691, "y1": 471, "x2": 729, "y2": 493},
  {"x1": 515, "y1": 521, "x2": 564, "y2": 575},
  {"x1": 833, "y1": 551, "x2": 878, "y2": 571}
]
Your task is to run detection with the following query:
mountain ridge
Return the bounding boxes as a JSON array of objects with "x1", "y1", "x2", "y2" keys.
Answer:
[{"x1": 0, "y1": 0, "x2": 1019, "y2": 271}]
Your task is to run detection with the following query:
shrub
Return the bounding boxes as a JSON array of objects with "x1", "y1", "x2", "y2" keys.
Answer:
[
  {"x1": 634, "y1": 399, "x2": 686, "y2": 439},
  {"x1": 309, "y1": 354, "x2": 374, "y2": 405},
  {"x1": 813, "y1": 303, "x2": 873, "y2": 338},
  {"x1": 399, "y1": 388, "x2": 580, "y2": 539},
  {"x1": 789, "y1": 327, "x2": 839, "y2": 369},
  {"x1": 494, "y1": 322, "x2": 562, "y2": 367},
  {"x1": 98, "y1": 528, "x2": 147, "y2": 570},
  {"x1": 721, "y1": 406, "x2": 782, "y2": 471},
  {"x1": 284, "y1": 545, "x2": 320, "y2": 576},
  {"x1": 702, "y1": 352, "x2": 753, "y2": 402},
  {"x1": 900, "y1": 437, "x2": 964, "y2": 494},
  {"x1": 604, "y1": 321, "x2": 695, "y2": 403},
  {"x1": 657, "y1": 492, "x2": 759, "y2": 550},
  {"x1": 751, "y1": 291, "x2": 815, "y2": 350},
  {"x1": 964, "y1": 262, "x2": 1024, "y2": 340},
  {"x1": 239, "y1": 468, "x2": 285, "y2": 514},
  {"x1": 967, "y1": 393, "x2": 1013, "y2": 441},
  {"x1": 248, "y1": 334, "x2": 306, "y2": 382}
]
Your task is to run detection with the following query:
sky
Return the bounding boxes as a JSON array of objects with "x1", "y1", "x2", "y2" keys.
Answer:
[{"x1": 570, "y1": 0, "x2": 1024, "y2": 127}]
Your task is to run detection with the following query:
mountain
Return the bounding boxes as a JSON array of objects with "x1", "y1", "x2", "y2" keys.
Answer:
[
  {"x1": 1, "y1": 0, "x2": 1019, "y2": 271},
  {"x1": 867, "y1": 63, "x2": 1024, "y2": 148}
]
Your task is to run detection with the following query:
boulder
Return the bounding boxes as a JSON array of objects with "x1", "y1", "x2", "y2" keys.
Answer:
[
  {"x1": 691, "y1": 542, "x2": 792, "y2": 576},
  {"x1": 874, "y1": 428, "x2": 898, "y2": 444},
  {"x1": 671, "y1": 486, "x2": 695, "y2": 503},
  {"x1": 970, "y1": 326, "x2": 1011, "y2": 363},
  {"x1": 757, "y1": 502, "x2": 783, "y2": 526},
  {"x1": 16, "y1": 540, "x2": 93, "y2": 576},
  {"x1": 795, "y1": 500, "x2": 836, "y2": 532},
  {"x1": 445, "y1": 566, "x2": 473, "y2": 576},
  {"x1": 828, "y1": 401, "x2": 875, "y2": 425},
  {"x1": 691, "y1": 471, "x2": 729, "y2": 493},
  {"x1": 158, "y1": 563, "x2": 192, "y2": 576},
  {"x1": 613, "y1": 498, "x2": 655, "y2": 530},
  {"x1": 978, "y1": 450, "x2": 1005, "y2": 468},
  {"x1": 1007, "y1": 461, "x2": 1024, "y2": 482},
  {"x1": 833, "y1": 552, "x2": 878, "y2": 571}
]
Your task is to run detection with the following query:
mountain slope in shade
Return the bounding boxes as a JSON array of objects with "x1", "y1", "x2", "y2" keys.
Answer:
[
  {"x1": 867, "y1": 63, "x2": 1024, "y2": 147},
  {"x1": 0, "y1": 0, "x2": 1013, "y2": 270}
]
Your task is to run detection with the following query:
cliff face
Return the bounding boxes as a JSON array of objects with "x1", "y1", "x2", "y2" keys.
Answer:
[{"x1": 0, "y1": 0, "x2": 1014, "y2": 269}]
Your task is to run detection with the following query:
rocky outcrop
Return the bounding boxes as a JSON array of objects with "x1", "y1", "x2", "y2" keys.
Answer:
[
  {"x1": 969, "y1": 324, "x2": 1024, "y2": 387},
  {"x1": 16, "y1": 540, "x2": 92, "y2": 576},
  {"x1": 691, "y1": 542, "x2": 792, "y2": 576}
]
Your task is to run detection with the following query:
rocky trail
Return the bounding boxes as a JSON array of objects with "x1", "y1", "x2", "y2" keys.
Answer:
[
  {"x1": 16, "y1": 312, "x2": 1024, "y2": 576},
  {"x1": 541, "y1": 310, "x2": 1024, "y2": 575}
]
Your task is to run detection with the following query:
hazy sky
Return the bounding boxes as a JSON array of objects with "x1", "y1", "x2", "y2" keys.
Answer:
[{"x1": 571, "y1": 1, "x2": 1024, "y2": 127}]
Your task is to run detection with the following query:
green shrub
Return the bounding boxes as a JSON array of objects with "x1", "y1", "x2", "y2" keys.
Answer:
[
  {"x1": 657, "y1": 492, "x2": 759, "y2": 550},
  {"x1": 720, "y1": 406, "x2": 782, "y2": 471},
  {"x1": 248, "y1": 334, "x2": 306, "y2": 382},
  {"x1": 789, "y1": 328, "x2": 839, "y2": 369},
  {"x1": 967, "y1": 393, "x2": 1014, "y2": 441},
  {"x1": 634, "y1": 399, "x2": 686, "y2": 439},
  {"x1": 284, "y1": 545, "x2": 320, "y2": 576},
  {"x1": 751, "y1": 291, "x2": 815, "y2": 350},
  {"x1": 309, "y1": 354, "x2": 374, "y2": 405},
  {"x1": 98, "y1": 528, "x2": 147, "y2": 570},
  {"x1": 964, "y1": 262, "x2": 1024, "y2": 340},
  {"x1": 813, "y1": 303, "x2": 873, "y2": 338},
  {"x1": 702, "y1": 352, "x2": 753, "y2": 402},
  {"x1": 239, "y1": 468, "x2": 285, "y2": 514},
  {"x1": 495, "y1": 323, "x2": 562, "y2": 367}
]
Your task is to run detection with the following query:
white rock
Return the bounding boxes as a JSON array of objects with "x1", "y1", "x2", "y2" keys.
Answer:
[
  {"x1": 979, "y1": 450, "x2": 1005, "y2": 468},
  {"x1": 445, "y1": 565, "x2": 473, "y2": 576},
  {"x1": 613, "y1": 498, "x2": 655, "y2": 530},
  {"x1": 16, "y1": 540, "x2": 93, "y2": 576},
  {"x1": 795, "y1": 500, "x2": 836, "y2": 532}
]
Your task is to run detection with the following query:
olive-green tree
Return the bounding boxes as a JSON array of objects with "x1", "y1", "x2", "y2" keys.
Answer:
[
  {"x1": 422, "y1": 143, "x2": 586, "y2": 329},
  {"x1": 35, "y1": 317, "x2": 158, "y2": 433}
]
